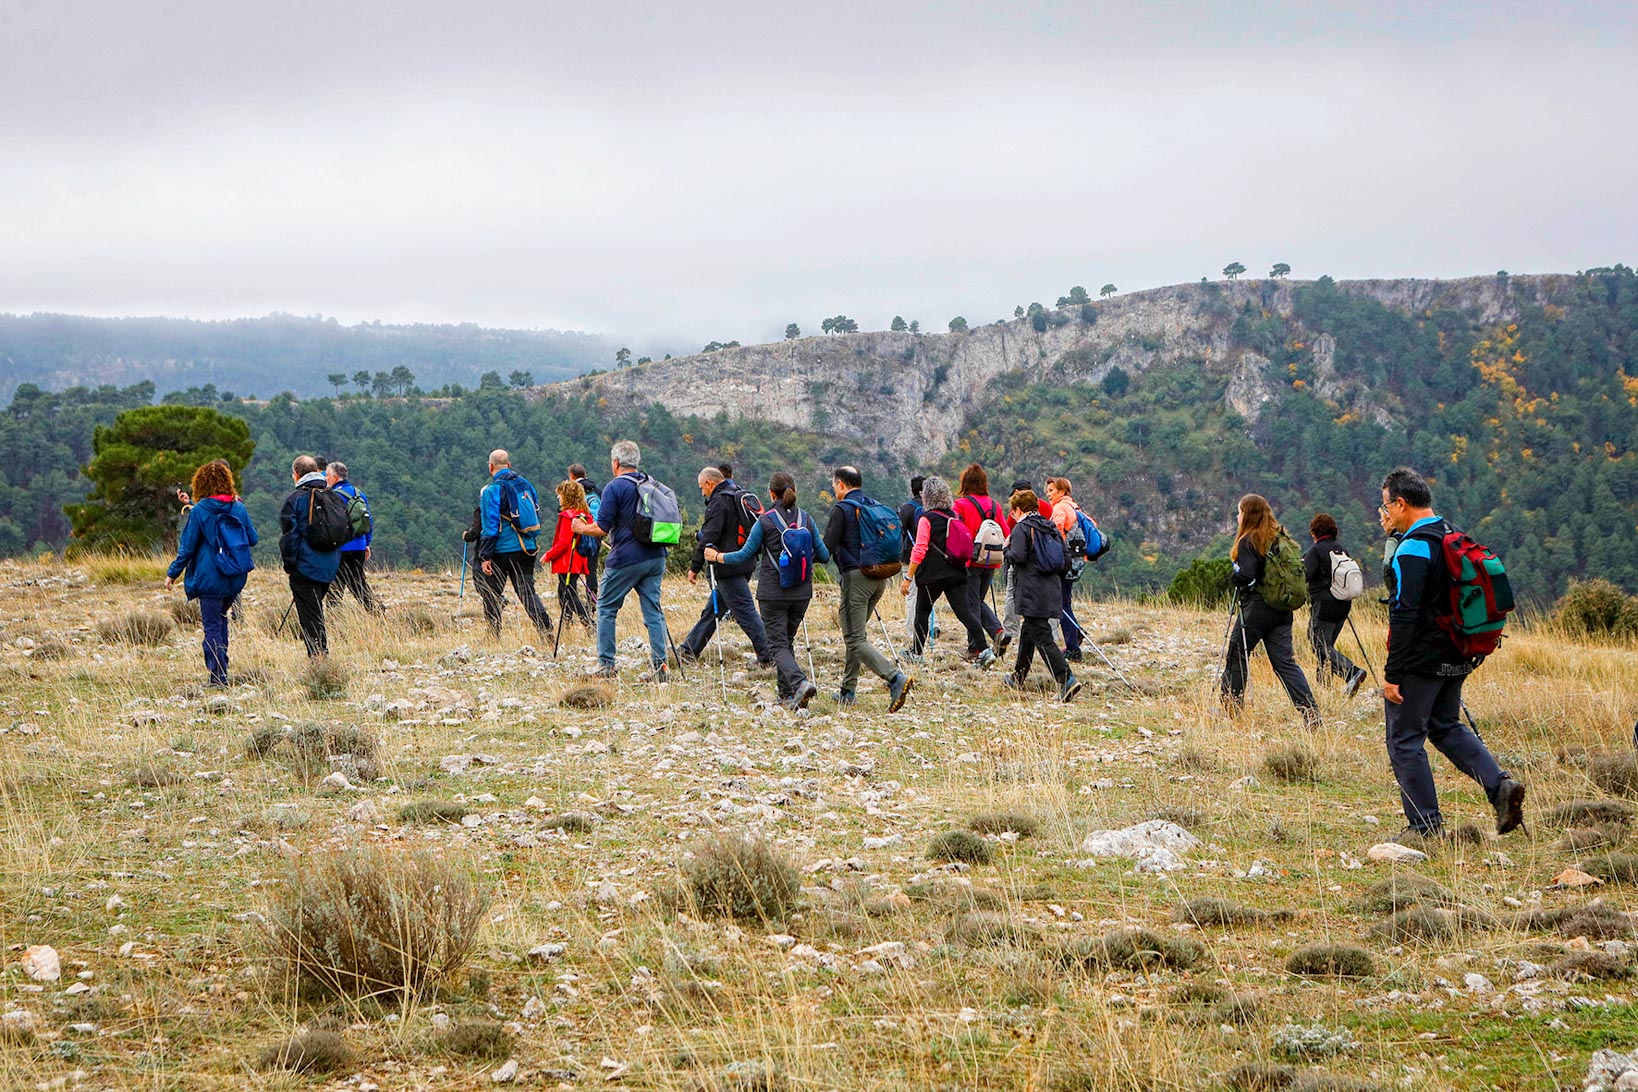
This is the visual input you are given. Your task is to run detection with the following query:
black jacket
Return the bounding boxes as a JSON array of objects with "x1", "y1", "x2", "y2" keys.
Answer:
[
  {"x1": 690, "y1": 480, "x2": 756, "y2": 579},
  {"x1": 1303, "y1": 536, "x2": 1352, "y2": 622},
  {"x1": 824, "y1": 491, "x2": 875, "y2": 573},
  {"x1": 1230, "y1": 536, "x2": 1293, "y2": 628},
  {"x1": 897, "y1": 497, "x2": 922, "y2": 563},
  {"x1": 1385, "y1": 516, "x2": 1473, "y2": 682},
  {"x1": 1005, "y1": 514, "x2": 1063, "y2": 620}
]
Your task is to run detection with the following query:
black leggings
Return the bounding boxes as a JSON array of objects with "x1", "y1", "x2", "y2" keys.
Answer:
[
  {"x1": 759, "y1": 597, "x2": 812, "y2": 699},
  {"x1": 913, "y1": 577, "x2": 985, "y2": 655}
]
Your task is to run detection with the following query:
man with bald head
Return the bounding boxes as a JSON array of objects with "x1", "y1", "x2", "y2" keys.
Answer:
[
  {"x1": 676, "y1": 464, "x2": 771, "y2": 665},
  {"x1": 476, "y1": 448, "x2": 553, "y2": 640},
  {"x1": 279, "y1": 454, "x2": 343, "y2": 656}
]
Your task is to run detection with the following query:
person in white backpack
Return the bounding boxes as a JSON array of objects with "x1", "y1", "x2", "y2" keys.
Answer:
[
  {"x1": 1302, "y1": 513, "x2": 1367, "y2": 697},
  {"x1": 953, "y1": 464, "x2": 1013, "y2": 661}
]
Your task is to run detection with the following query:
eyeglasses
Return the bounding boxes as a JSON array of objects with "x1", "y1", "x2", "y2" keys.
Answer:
[{"x1": 1378, "y1": 500, "x2": 1399, "y2": 514}]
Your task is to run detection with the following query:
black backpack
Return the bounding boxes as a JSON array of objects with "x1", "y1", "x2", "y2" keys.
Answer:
[{"x1": 305, "y1": 488, "x2": 354, "y2": 551}]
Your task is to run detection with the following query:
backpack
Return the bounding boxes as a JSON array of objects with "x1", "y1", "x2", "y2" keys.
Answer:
[
  {"x1": 1258, "y1": 529, "x2": 1308, "y2": 611},
  {"x1": 842, "y1": 496, "x2": 903, "y2": 580},
  {"x1": 768, "y1": 509, "x2": 815, "y2": 590},
  {"x1": 632, "y1": 474, "x2": 683, "y2": 546},
  {"x1": 1434, "y1": 528, "x2": 1514, "y2": 657},
  {"x1": 1328, "y1": 549, "x2": 1366, "y2": 601},
  {"x1": 305, "y1": 488, "x2": 355, "y2": 551},
  {"x1": 733, "y1": 488, "x2": 765, "y2": 548},
  {"x1": 1064, "y1": 514, "x2": 1088, "y2": 583},
  {"x1": 1027, "y1": 520, "x2": 1066, "y2": 575},
  {"x1": 496, "y1": 474, "x2": 542, "y2": 554},
  {"x1": 966, "y1": 497, "x2": 1007, "y2": 569},
  {"x1": 342, "y1": 487, "x2": 372, "y2": 541},
  {"x1": 1078, "y1": 509, "x2": 1109, "y2": 561},
  {"x1": 213, "y1": 508, "x2": 256, "y2": 576},
  {"x1": 931, "y1": 510, "x2": 974, "y2": 565},
  {"x1": 574, "y1": 511, "x2": 600, "y2": 559}
]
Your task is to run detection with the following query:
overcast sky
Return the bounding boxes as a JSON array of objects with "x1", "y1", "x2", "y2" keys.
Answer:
[{"x1": 1, "y1": 0, "x2": 1634, "y2": 352}]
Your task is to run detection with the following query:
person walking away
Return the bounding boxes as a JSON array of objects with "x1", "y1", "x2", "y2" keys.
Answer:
[
  {"x1": 1003, "y1": 479, "x2": 1061, "y2": 644},
  {"x1": 1045, "y1": 478, "x2": 1086, "y2": 661},
  {"x1": 1218, "y1": 494, "x2": 1321, "y2": 726},
  {"x1": 279, "y1": 455, "x2": 345, "y2": 657},
  {"x1": 1303, "y1": 512, "x2": 1366, "y2": 696},
  {"x1": 897, "y1": 475, "x2": 926, "y2": 650},
  {"x1": 999, "y1": 490, "x2": 1080, "y2": 701},
  {"x1": 476, "y1": 449, "x2": 554, "y2": 640},
  {"x1": 324, "y1": 461, "x2": 385, "y2": 615},
  {"x1": 900, "y1": 476, "x2": 994, "y2": 666},
  {"x1": 678, "y1": 466, "x2": 772, "y2": 665},
  {"x1": 568, "y1": 463, "x2": 602, "y2": 602},
  {"x1": 706, "y1": 471, "x2": 831, "y2": 709},
  {"x1": 1379, "y1": 466, "x2": 1525, "y2": 841},
  {"x1": 544, "y1": 478, "x2": 595, "y2": 629},
  {"x1": 571, "y1": 440, "x2": 674, "y2": 680},
  {"x1": 166, "y1": 459, "x2": 256, "y2": 687},
  {"x1": 953, "y1": 463, "x2": 1012, "y2": 658},
  {"x1": 824, "y1": 465, "x2": 914, "y2": 710}
]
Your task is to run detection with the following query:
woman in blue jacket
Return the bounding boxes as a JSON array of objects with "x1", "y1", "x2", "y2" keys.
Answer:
[{"x1": 166, "y1": 459, "x2": 257, "y2": 687}]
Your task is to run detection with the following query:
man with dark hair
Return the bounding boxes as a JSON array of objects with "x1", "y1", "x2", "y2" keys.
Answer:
[
  {"x1": 824, "y1": 465, "x2": 913, "y2": 711},
  {"x1": 324, "y1": 460, "x2": 385, "y2": 615},
  {"x1": 677, "y1": 465, "x2": 771, "y2": 665},
  {"x1": 1380, "y1": 466, "x2": 1524, "y2": 841},
  {"x1": 897, "y1": 475, "x2": 926, "y2": 649},
  {"x1": 1303, "y1": 512, "x2": 1363, "y2": 696},
  {"x1": 567, "y1": 463, "x2": 602, "y2": 601},
  {"x1": 279, "y1": 455, "x2": 342, "y2": 657}
]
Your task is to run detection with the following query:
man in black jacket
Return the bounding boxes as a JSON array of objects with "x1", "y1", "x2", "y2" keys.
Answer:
[
  {"x1": 1381, "y1": 467, "x2": 1525, "y2": 841},
  {"x1": 677, "y1": 466, "x2": 771, "y2": 664},
  {"x1": 1303, "y1": 513, "x2": 1366, "y2": 697}
]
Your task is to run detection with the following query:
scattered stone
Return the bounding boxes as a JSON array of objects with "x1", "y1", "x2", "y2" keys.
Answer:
[
  {"x1": 1553, "y1": 868, "x2": 1605, "y2": 889},
  {"x1": 526, "y1": 943, "x2": 565, "y2": 964},
  {"x1": 1080, "y1": 820, "x2": 1200, "y2": 872},
  {"x1": 1586, "y1": 1049, "x2": 1638, "y2": 1092},
  {"x1": 21, "y1": 945, "x2": 60, "y2": 981},
  {"x1": 490, "y1": 1058, "x2": 519, "y2": 1083},
  {"x1": 1366, "y1": 842, "x2": 1427, "y2": 864},
  {"x1": 1271, "y1": 1022, "x2": 1359, "y2": 1059}
]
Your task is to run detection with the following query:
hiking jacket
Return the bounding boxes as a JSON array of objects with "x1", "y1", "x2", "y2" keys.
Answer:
[
  {"x1": 954, "y1": 494, "x2": 1011, "y2": 569},
  {"x1": 479, "y1": 468, "x2": 546, "y2": 561},
  {"x1": 1303, "y1": 535, "x2": 1352, "y2": 622},
  {"x1": 1230, "y1": 536, "x2": 1292, "y2": 628},
  {"x1": 1386, "y1": 515, "x2": 1473, "y2": 683},
  {"x1": 595, "y1": 471, "x2": 667, "y2": 569},
  {"x1": 689, "y1": 479, "x2": 756, "y2": 579},
  {"x1": 823, "y1": 491, "x2": 880, "y2": 573},
  {"x1": 280, "y1": 475, "x2": 343, "y2": 584},
  {"x1": 544, "y1": 509, "x2": 592, "y2": 576},
  {"x1": 909, "y1": 508, "x2": 967, "y2": 588},
  {"x1": 1051, "y1": 497, "x2": 1080, "y2": 538},
  {"x1": 718, "y1": 505, "x2": 832, "y2": 602},
  {"x1": 330, "y1": 480, "x2": 373, "y2": 553},
  {"x1": 897, "y1": 497, "x2": 923, "y2": 563},
  {"x1": 1005, "y1": 514, "x2": 1063, "y2": 619},
  {"x1": 168, "y1": 496, "x2": 257, "y2": 600}
]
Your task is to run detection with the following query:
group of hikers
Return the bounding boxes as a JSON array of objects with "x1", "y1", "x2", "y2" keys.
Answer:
[{"x1": 163, "y1": 444, "x2": 1526, "y2": 844}]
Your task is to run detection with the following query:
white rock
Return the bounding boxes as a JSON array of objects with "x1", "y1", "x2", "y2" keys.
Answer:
[
  {"x1": 1615, "y1": 1070, "x2": 1638, "y2": 1092},
  {"x1": 21, "y1": 945, "x2": 60, "y2": 981},
  {"x1": 863, "y1": 834, "x2": 902, "y2": 849},
  {"x1": 521, "y1": 996, "x2": 545, "y2": 1018},
  {"x1": 527, "y1": 943, "x2": 565, "y2": 963},
  {"x1": 1080, "y1": 821, "x2": 1200, "y2": 873},
  {"x1": 1463, "y1": 972, "x2": 1494, "y2": 994},
  {"x1": 346, "y1": 799, "x2": 381, "y2": 824},
  {"x1": 320, "y1": 772, "x2": 353, "y2": 791},
  {"x1": 1, "y1": 1010, "x2": 37, "y2": 1033},
  {"x1": 430, "y1": 1011, "x2": 451, "y2": 1029},
  {"x1": 765, "y1": 934, "x2": 797, "y2": 949},
  {"x1": 63, "y1": 981, "x2": 90, "y2": 995},
  {"x1": 1366, "y1": 842, "x2": 1428, "y2": 864},
  {"x1": 855, "y1": 941, "x2": 914, "y2": 968},
  {"x1": 490, "y1": 1058, "x2": 519, "y2": 1083}
]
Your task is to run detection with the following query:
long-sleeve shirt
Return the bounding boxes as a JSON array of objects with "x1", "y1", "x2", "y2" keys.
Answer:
[{"x1": 1385, "y1": 515, "x2": 1471, "y2": 682}]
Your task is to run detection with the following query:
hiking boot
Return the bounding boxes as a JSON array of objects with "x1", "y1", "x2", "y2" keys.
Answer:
[
  {"x1": 591, "y1": 664, "x2": 618, "y2": 678},
  {"x1": 1002, "y1": 672, "x2": 1025, "y2": 692},
  {"x1": 1060, "y1": 674, "x2": 1083, "y2": 703},
  {"x1": 975, "y1": 648, "x2": 997, "y2": 670},
  {"x1": 1344, "y1": 667, "x2": 1367, "y2": 699},
  {"x1": 834, "y1": 689, "x2": 856, "y2": 707},
  {"x1": 1064, "y1": 649, "x2": 1083, "y2": 663},
  {"x1": 792, "y1": 681, "x2": 818, "y2": 710},
  {"x1": 961, "y1": 648, "x2": 986, "y2": 664},
  {"x1": 887, "y1": 673, "x2": 914, "y2": 713},
  {"x1": 1301, "y1": 707, "x2": 1324, "y2": 730},
  {"x1": 640, "y1": 663, "x2": 669, "y2": 684},
  {"x1": 994, "y1": 629, "x2": 1012, "y2": 654},
  {"x1": 1493, "y1": 777, "x2": 1526, "y2": 835}
]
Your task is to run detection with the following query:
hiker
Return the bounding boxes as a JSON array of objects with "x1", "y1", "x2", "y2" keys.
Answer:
[
  {"x1": 571, "y1": 440, "x2": 673, "y2": 680},
  {"x1": 323, "y1": 461, "x2": 385, "y2": 615},
  {"x1": 165, "y1": 459, "x2": 256, "y2": 687},
  {"x1": 1304, "y1": 513, "x2": 1366, "y2": 696},
  {"x1": 705, "y1": 471, "x2": 832, "y2": 709},
  {"x1": 678, "y1": 466, "x2": 772, "y2": 666},
  {"x1": 953, "y1": 463, "x2": 1012, "y2": 659},
  {"x1": 823, "y1": 465, "x2": 914, "y2": 711},
  {"x1": 1045, "y1": 478, "x2": 1086, "y2": 662},
  {"x1": 279, "y1": 455, "x2": 343, "y2": 657},
  {"x1": 544, "y1": 478, "x2": 595, "y2": 629},
  {"x1": 1000, "y1": 489, "x2": 1081, "y2": 701},
  {"x1": 897, "y1": 475, "x2": 926, "y2": 649},
  {"x1": 475, "y1": 449, "x2": 553, "y2": 641},
  {"x1": 1218, "y1": 493, "x2": 1321, "y2": 726},
  {"x1": 1002, "y1": 479, "x2": 1061, "y2": 644},
  {"x1": 901, "y1": 476, "x2": 994, "y2": 666},
  {"x1": 567, "y1": 463, "x2": 602, "y2": 602},
  {"x1": 1379, "y1": 467, "x2": 1525, "y2": 839}
]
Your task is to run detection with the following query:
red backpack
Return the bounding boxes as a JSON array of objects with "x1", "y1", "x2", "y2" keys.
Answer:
[{"x1": 1435, "y1": 528, "x2": 1514, "y2": 658}]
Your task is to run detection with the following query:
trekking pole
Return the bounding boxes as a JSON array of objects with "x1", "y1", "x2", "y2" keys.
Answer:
[
  {"x1": 662, "y1": 617, "x2": 688, "y2": 681},
  {"x1": 1060, "y1": 609, "x2": 1136, "y2": 692},
  {"x1": 551, "y1": 595, "x2": 567, "y2": 658},
  {"x1": 459, "y1": 542, "x2": 468, "y2": 600},
  {"x1": 871, "y1": 607, "x2": 904, "y2": 668},
  {"x1": 276, "y1": 599, "x2": 296, "y2": 636},
  {"x1": 707, "y1": 568, "x2": 728, "y2": 702},
  {"x1": 801, "y1": 616, "x2": 818, "y2": 684},
  {"x1": 1345, "y1": 615, "x2": 1379, "y2": 685}
]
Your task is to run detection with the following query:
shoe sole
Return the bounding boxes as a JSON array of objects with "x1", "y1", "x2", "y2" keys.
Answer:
[
  {"x1": 1061, "y1": 681, "x2": 1083, "y2": 703},
  {"x1": 796, "y1": 686, "x2": 816, "y2": 710},
  {"x1": 1496, "y1": 781, "x2": 1526, "y2": 835},
  {"x1": 888, "y1": 676, "x2": 914, "y2": 713},
  {"x1": 1345, "y1": 674, "x2": 1365, "y2": 699}
]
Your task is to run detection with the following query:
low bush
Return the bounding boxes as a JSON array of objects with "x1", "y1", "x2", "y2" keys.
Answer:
[
  {"x1": 944, "y1": 910, "x2": 1038, "y2": 948},
  {"x1": 1548, "y1": 799, "x2": 1637, "y2": 826},
  {"x1": 1550, "y1": 951, "x2": 1631, "y2": 980},
  {"x1": 561, "y1": 683, "x2": 614, "y2": 710},
  {"x1": 1359, "y1": 873, "x2": 1455, "y2": 914},
  {"x1": 1054, "y1": 928, "x2": 1203, "y2": 971},
  {"x1": 966, "y1": 812, "x2": 1039, "y2": 837},
  {"x1": 1590, "y1": 753, "x2": 1638, "y2": 796},
  {"x1": 1263, "y1": 745, "x2": 1322, "y2": 784},
  {"x1": 1553, "y1": 578, "x2": 1638, "y2": 639},
  {"x1": 129, "y1": 760, "x2": 187, "y2": 789},
  {"x1": 256, "y1": 1029, "x2": 354, "y2": 1074},
  {"x1": 169, "y1": 598, "x2": 202, "y2": 626},
  {"x1": 289, "y1": 723, "x2": 377, "y2": 783},
  {"x1": 926, "y1": 830, "x2": 994, "y2": 864},
  {"x1": 1509, "y1": 903, "x2": 1634, "y2": 940},
  {"x1": 1285, "y1": 944, "x2": 1375, "y2": 978},
  {"x1": 97, "y1": 611, "x2": 174, "y2": 646},
  {"x1": 1167, "y1": 557, "x2": 1233, "y2": 608},
  {"x1": 442, "y1": 1019, "x2": 509, "y2": 1059},
  {"x1": 1581, "y1": 853, "x2": 1638, "y2": 883},
  {"x1": 1173, "y1": 895, "x2": 1293, "y2": 927},
  {"x1": 1369, "y1": 906, "x2": 1493, "y2": 942},
  {"x1": 540, "y1": 812, "x2": 598, "y2": 833},
  {"x1": 303, "y1": 659, "x2": 349, "y2": 700},
  {"x1": 681, "y1": 834, "x2": 801, "y2": 923},
  {"x1": 397, "y1": 800, "x2": 469, "y2": 825}
]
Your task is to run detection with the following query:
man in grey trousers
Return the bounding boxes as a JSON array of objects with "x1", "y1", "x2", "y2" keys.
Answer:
[{"x1": 822, "y1": 465, "x2": 913, "y2": 712}]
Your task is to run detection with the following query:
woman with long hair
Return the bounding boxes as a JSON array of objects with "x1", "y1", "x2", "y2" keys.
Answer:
[
  {"x1": 953, "y1": 462, "x2": 1012, "y2": 660},
  {"x1": 900, "y1": 476, "x2": 993, "y2": 665},
  {"x1": 1220, "y1": 494, "x2": 1320, "y2": 725},
  {"x1": 544, "y1": 478, "x2": 595, "y2": 628},
  {"x1": 164, "y1": 459, "x2": 257, "y2": 687},
  {"x1": 705, "y1": 471, "x2": 832, "y2": 709}
]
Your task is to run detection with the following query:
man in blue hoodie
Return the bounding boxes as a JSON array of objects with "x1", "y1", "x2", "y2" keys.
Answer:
[
  {"x1": 279, "y1": 455, "x2": 343, "y2": 657},
  {"x1": 324, "y1": 461, "x2": 385, "y2": 615},
  {"x1": 477, "y1": 449, "x2": 553, "y2": 640}
]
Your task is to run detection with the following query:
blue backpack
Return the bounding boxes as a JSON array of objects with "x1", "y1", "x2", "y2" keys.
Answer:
[
  {"x1": 575, "y1": 483, "x2": 602, "y2": 558},
  {"x1": 1077, "y1": 509, "x2": 1109, "y2": 561},
  {"x1": 767, "y1": 509, "x2": 815, "y2": 589},
  {"x1": 496, "y1": 473, "x2": 542, "y2": 554},
  {"x1": 842, "y1": 496, "x2": 904, "y2": 578},
  {"x1": 213, "y1": 509, "x2": 256, "y2": 577},
  {"x1": 1028, "y1": 519, "x2": 1066, "y2": 575}
]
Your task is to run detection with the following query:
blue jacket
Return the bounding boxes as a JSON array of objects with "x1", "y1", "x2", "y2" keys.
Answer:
[
  {"x1": 331, "y1": 480, "x2": 373, "y2": 553},
  {"x1": 280, "y1": 475, "x2": 344, "y2": 584},
  {"x1": 479, "y1": 468, "x2": 545, "y2": 560},
  {"x1": 1386, "y1": 515, "x2": 1471, "y2": 682},
  {"x1": 168, "y1": 497, "x2": 257, "y2": 600},
  {"x1": 596, "y1": 471, "x2": 668, "y2": 569}
]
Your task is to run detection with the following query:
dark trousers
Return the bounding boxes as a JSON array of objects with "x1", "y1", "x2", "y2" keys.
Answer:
[
  {"x1": 327, "y1": 551, "x2": 384, "y2": 614},
  {"x1": 199, "y1": 595, "x2": 230, "y2": 685},
  {"x1": 964, "y1": 567, "x2": 1004, "y2": 651},
  {"x1": 1386, "y1": 673, "x2": 1503, "y2": 832},
  {"x1": 1061, "y1": 578, "x2": 1083, "y2": 654},
  {"x1": 913, "y1": 577, "x2": 984, "y2": 655},
  {"x1": 759, "y1": 597, "x2": 811, "y2": 699},
  {"x1": 557, "y1": 573, "x2": 594, "y2": 627},
  {"x1": 681, "y1": 572, "x2": 770, "y2": 662},
  {"x1": 585, "y1": 549, "x2": 600, "y2": 599},
  {"x1": 478, "y1": 552, "x2": 552, "y2": 637},
  {"x1": 1013, "y1": 616, "x2": 1070, "y2": 685},
  {"x1": 289, "y1": 574, "x2": 331, "y2": 657},
  {"x1": 1220, "y1": 612, "x2": 1319, "y2": 715},
  {"x1": 1308, "y1": 614, "x2": 1360, "y2": 681}
]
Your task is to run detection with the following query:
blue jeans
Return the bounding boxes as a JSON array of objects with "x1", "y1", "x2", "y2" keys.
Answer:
[
  {"x1": 597, "y1": 557, "x2": 669, "y2": 669},
  {"x1": 199, "y1": 595, "x2": 230, "y2": 685}
]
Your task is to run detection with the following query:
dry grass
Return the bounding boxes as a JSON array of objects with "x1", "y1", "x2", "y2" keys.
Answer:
[
  {"x1": 77, "y1": 552, "x2": 168, "y2": 585},
  {"x1": 97, "y1": 609, "x2": 174, "y2": 645},
  {"x1": 680, "y1": 833, "x2": 801, "y2": 923},
  {"x1": 256, "y1": 1029, "x2": 354, "y2": 1074}
]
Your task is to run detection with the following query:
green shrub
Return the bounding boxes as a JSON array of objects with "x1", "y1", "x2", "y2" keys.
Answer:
[
  {"x1": 1173, "y1": 896, "x2": 1293, "y2": 927},
  {"x1": 442, "y1": 1019, "x2": 509, "y2": 1059},
  {"x1": 303, "y1": 659, "x2": 349, "y2": 700},
  {"x1": 1359, "y1": 873, "x2": 1455, "y2": 914},
  {"x1": 1167, "y1": 557, "x2": 1233, "y2": 608},
  {"x1": 966, "y1": 812, "x2": 1039, "y2": 837},
  {"x1": 681, "y1": 834, "x2": 801, "y2": 923},
  {"x1": 926, "y1": 830, "x2": 994, "y2": 864},
  {"x1": 1263, "y1": 744, "x2": 1322, "y2": 784},
  {"x1": 397, "y1": 800, "x2": 470, "y2": 825},
  {"x1": 1554, "y1": 579, "x2": 1638, "y2": 639},
  {"x1": 1590, "y1": 752, "x2": 1638, "y2": 796},
  {"x1": 1285, "y1": 944, "x2": 1374, "y2": 978},
  {"x1": 256, "y1": 1029, "x2": 353, "y2": 1074},
  {"x1": 1053, "y1": 928, "x2": 1202, "y2": 971}
]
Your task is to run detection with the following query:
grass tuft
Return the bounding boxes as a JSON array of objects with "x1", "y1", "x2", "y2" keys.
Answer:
[
  {"x1": 944, "y1": 910, "x2": 1038, "y2": 947},
  {"x1": 1359, "y1": 873, "x2": 1456, "y2": 914},
  {"x1": 1152, "y1": 805, "x2": 1208, "y2": 829},
  {"x1": 1285, "y1": 944, "x2": 1375, "y2": 978},
  {"x1": 256, "y1": 1029, "x2": 354, "y2": 1074},
  {"x1": 1547, "y1": 799, "x2": 1637, "y2": 827},
  {"x1": 1053, "y1": 928, "x2": 1203, "y2": 971},
  {"x1": 540, "y1": 811, "x2": 598, "y2": 832},
  {"x1": 561, "y1": 683, "x2": 614, "y2": 709},
  {"x1": 681, "y1": 833, "x2": 801, "y2": 923},
  {"x1": 1560, "y1": 826, "x2": 1622, "y2": 852},
  {"x1": 302, "y1": 658, "x2": 349, "y2": 700},
  {"x1": 1369, "y1": 906, "x2": 1493, "y2": 942},
  {"x1": 966, "y1": 812, "x2": 1039, "y2": 837},
  {"x1": 396, "y1": 608, "x2": 441, "y2": 636},
  {"x1": 28, "y1": 637, "x2": 72, "y2": 660},
  {"x1": 926, "y1": 829, "x2": 994, "y2": 864},
  {"x1": 1550, "y1": 950, "x2": 1631, "y2": 980},
  {"x1": 396, "y1": 800, "x2": 470, "y2": 824},
  {"x1": 169, "y1": 598, "x2": 202, "y2": 626},
  {"x1": 1509, "y1": 903, "x2": 1634, "y2": 939},
  {"x1": 129, "y1": 759, "x2": 187, "y2": 788},
  {"x1": 1589, "y1": 752, "x2": 1638, "y2": 796},
  {"x1": 1174, "y1": 895, "x2": 1294, "y2": 927},
  {"x1": 442, "y1": 1019, "x2": 510, "y2": 1059},
  {"x1": 245, "y1": 726, "x2": 286, "y2": 758},
  {"x1": 1580, "y1": 852, "x2": 1638, "y2": 883},
  {"x1": 1226, "y1": 1063, "x2": 1298, "y2": 1091},
  {"x1": 97, "y1": 610, "x2": 174, "y2": 646},
  {"x1": 1263, "y1": 744, "x2": 1322, "y2": 784}
]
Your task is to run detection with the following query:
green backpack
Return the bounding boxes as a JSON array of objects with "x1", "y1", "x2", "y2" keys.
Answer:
[{"x1": 1259, "y1": 528, "x2": 1308, "y2": 611}]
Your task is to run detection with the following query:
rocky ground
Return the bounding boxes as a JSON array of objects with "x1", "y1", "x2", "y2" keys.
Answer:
[{"x1": 2, "y1": 555, "x2": 1637, "y2": 1090}]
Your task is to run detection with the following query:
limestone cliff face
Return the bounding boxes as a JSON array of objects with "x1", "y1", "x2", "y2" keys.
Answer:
[{"x1": 555, "y1": 274, "x2": 1575, "y2": 461}]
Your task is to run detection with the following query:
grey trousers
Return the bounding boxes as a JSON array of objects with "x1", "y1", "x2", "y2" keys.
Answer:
[
  {"x1": 1386, "y1": 672, "x2": 1503, "y2": 832},
  {"x1": 838, "y1": 570, "x2": 898, "y2": 693}
]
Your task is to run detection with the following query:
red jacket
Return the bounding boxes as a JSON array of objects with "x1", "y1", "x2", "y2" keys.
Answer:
[
  {"x1": 544, "y1": 509, "x2": 591, "y2": 575},
  {"x1": 954, "y1": 494, "x2": 1011, "y2": 569}
]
